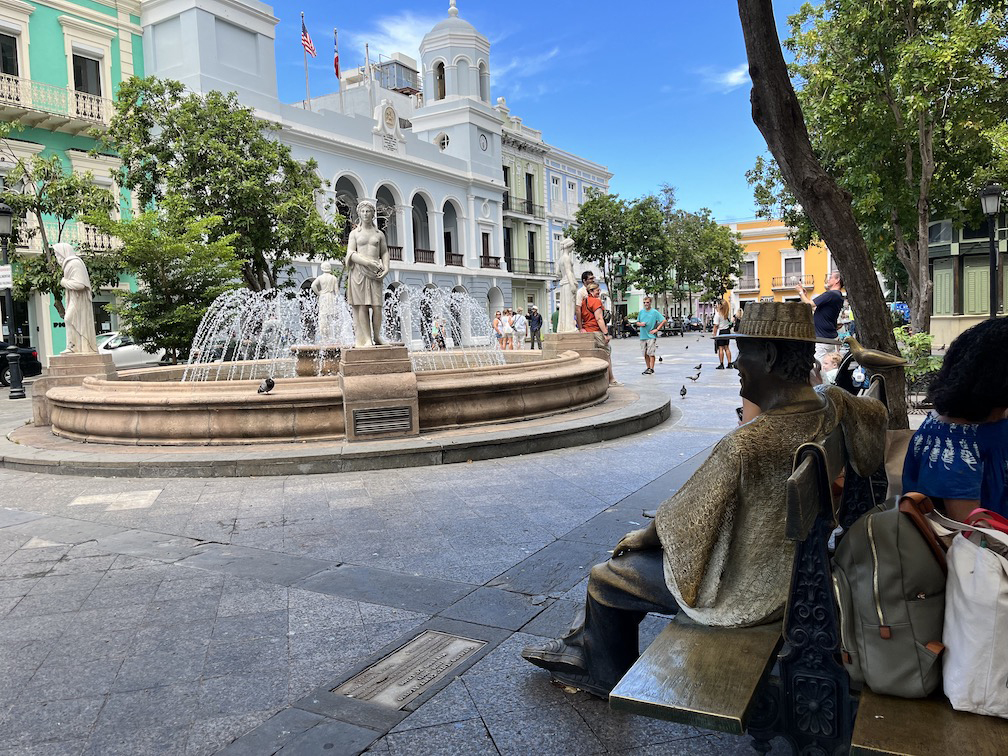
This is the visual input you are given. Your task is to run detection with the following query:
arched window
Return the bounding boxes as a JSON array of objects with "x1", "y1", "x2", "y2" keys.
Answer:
[
  {"x1": 478, "y1": 61, "x2": 489, "y2": 102},
  {"x1": 435, "y1": 62, "x2": 446, "y2": 100}
]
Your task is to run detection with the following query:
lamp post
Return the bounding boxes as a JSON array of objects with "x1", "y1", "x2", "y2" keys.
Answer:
[
  {"x1": 610, "y1": 261, "x2": 625, "y2": 338},
  {"x1": 980, "y1": 183, "x2": 1002, "y2": 319},
  {"x1": 0, "y1": 202, "x2": 25, "y2": 399}
]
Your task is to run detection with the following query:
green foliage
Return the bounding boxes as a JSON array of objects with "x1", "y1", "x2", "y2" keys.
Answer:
[
  {"x1": 0, "y1": 122, "x2": 119, "y2": 316},
  {"x1": 750, "y1": 0, "x2": 1008, "y2": 332},
  {"x1": 86, "y1": 196, "x2": 242, "y2": 363},
  {"x1": 568, "y1": 189, "x2": 630, "y2": 297},
  {"x1": 894, "y1": 326, "x2": 943, "y2": 380},
  {"x1": 100, "y1": 77, "x2": 343, "y2": 292},
  {"x1": 625, "y1": 194, "x2": 673, "y2": 301},
  {"x1": 628, "y1": 311, "x2": 639, "y2": 321}
]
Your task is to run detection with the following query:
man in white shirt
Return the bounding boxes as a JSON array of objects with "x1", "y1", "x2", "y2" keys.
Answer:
[{"x1": 513, "y1": 307, "x2": 528, "y2": 349}]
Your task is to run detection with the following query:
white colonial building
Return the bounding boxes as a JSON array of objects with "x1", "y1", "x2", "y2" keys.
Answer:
[{"x1": 139, "y1": 0, "x2": 610, "y2": 321}]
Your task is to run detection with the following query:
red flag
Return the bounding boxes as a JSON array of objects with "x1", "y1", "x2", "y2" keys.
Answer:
[
  {"x1": 301, "y1": 20, "x2": 316, "y2": 58},
  {"x1": 334, "y1": 30, "x2": 340, "y2": 77}
]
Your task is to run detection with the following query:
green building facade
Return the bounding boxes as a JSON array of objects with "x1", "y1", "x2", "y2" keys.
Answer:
[{"x1": 0, "y1": 0, "x2": 141, "y2": 364}]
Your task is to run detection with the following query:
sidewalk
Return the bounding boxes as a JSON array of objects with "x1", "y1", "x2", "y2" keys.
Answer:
[{"x1": 0, "y1": 338, "x2": 770, "y2": 755}]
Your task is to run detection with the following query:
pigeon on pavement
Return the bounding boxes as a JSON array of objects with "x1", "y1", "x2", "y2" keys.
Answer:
[
  {"x1": 680, "y1": 385, "x2": 687, "y2": 399},
  {"x1": 258, "y1": 377, "x2": 275, "y2": 394},
  {"x1": 693, "y1": 363, "x2": 702, "y2": 370},
  {"x1": 688, "y1": 374, "x2": 700, "y2": 382}
]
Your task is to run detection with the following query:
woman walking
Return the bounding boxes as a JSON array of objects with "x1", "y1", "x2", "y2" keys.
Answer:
[{"x1": 713, "y1": 299, "x2": 733, "y2": 369}]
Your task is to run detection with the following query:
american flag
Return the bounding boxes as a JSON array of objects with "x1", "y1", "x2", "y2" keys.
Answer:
[{"x1": 301, "y1": 19, "x2": 316, "y2": 58}]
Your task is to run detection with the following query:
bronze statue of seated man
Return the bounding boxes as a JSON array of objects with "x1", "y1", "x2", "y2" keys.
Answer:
[{"x1": 522, "y1": 301, "x2": 888, "y2": 697}]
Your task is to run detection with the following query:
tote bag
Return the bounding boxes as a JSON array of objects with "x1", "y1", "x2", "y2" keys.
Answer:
[{"x1": 943, "y1": 512, "x2": 1008, "y2": 719}]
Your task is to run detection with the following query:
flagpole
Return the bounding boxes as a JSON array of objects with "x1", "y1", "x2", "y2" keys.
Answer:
[
  {"x1": 336, "y1": 28, "x2": 344, "y2": 114},
  {"x1": 302, "y1": 12, "x2": 312, "y2": 110}
]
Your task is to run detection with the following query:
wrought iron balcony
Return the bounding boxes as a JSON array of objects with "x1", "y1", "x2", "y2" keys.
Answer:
[
  {"x1": 502, "y1": 192, "x2": 545, "y2": 220},
  {"x1": 446, "y1": 252, "x2": 464, "y2": 266},
  {"x1": 387, "y1": 245, "x2": 404, "y2": 262},
  {"x1": 506, "y1": 258, "x2": 555, "y2": 277},
  {"x1": 15, "y1": 220, "x2": 117, "y2": 253},
  {"x1": 0, "y1": 73, "x2": 112, "y2": 134},
  {"x1": 414, "y1": 248, "x2": 435, "y2": 265},
  {"x1": 480, "y1": 255, "x2": 500, "y2": 269},
  {"x1": 772, "y1": 274, "x2": 814, "y2": 290},
  {"x1": 736, "y1": 277, "x2": 760, "y2": 291}
]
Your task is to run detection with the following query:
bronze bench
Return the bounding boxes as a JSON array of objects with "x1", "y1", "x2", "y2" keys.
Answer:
[{"x1": 611, "y1": 379, "x2": 1008, "y2": 753}]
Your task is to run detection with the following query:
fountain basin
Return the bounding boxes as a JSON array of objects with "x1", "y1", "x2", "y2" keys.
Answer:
[
  {"x1": 290, "y1": 345, "x2": 342, "y2": 377},
  {"x1": 45, "y1": 351, "x2": 608, "y2": 446}
]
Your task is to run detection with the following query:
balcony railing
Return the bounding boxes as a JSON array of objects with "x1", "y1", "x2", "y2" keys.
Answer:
[
  {"x1": 388, "y1": 245, "x2": 404, "y2": 262},
  {"x1": 502, "y1": 192, "x2": 546, "y2": 220},
  {"x1": 15, "y1": 220, "x2": 117, "y2": 253},
  {"x1": 480, "y1": 255, "x2": 501, "y2": 269},
  {"x1": 772, "y1": 274, "x2": 814, "y2": 290},
  {"x1": 736, "y1": 277, "x2": 759, "y2": 291},
  {"x1": 414, "y1": 248, "x2": 435, "y2": 265},
  {"x1": 505, "y1": 258, "x2": 555, "y2": 277},
  {"x1": 0, "y1": 73, "x2": 112, "y2": 132},
  {"x1": 446, "y1": 252, "x2": 464, "y2": 266}
]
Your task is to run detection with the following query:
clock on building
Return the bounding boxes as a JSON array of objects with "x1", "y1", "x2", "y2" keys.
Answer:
[{"x1": 479, "y1": 133, "x2": 488, "y2": 151}]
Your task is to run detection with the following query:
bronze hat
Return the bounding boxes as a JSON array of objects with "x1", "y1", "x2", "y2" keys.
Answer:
[{"x1": 729, "y1": 301, "x2": 840, "y2": 344}]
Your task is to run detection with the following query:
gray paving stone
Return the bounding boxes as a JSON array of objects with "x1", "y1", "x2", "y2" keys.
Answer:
[
  {"x1": 96, "y1": 683, "x2": 202, "y2": 730},
  {"x1": 112, "y1": 649, "x2": 207, "y2": 691},
  {"x1": 520, "y1": 597, "x2": 581, "y2": 639},
  {"x1": 486, "y1": 540, "x2": 612, "y2": 597},
  {"x1": 213, "y1": 609, "x2": 288, "y2": 643},
  {"x1": 389, "y1": 679, "x2": 479, "y2": 733},
  {"x1": 438, "y1": 586, "x2": 546, "y2": 631},
  {"x1": 482, "y1": 701, "x2": 608, "y2": 755},
  {"x1": 274, "y1": 718, "x2": 382, "y2": 755},
  {"x1": 198, "y1": 671, "x2": 290, "y2": 717},
  {"x1": 22, "y1": 654, "x2": 125, "y2": 702},
  {"x1": 81, "y1": 724, "x2": 189, "y2": 756},
  {"x1": 218, "y1": 707, "x2": 327, "y2": 755},
  {"x1": 384, "y1": 717, "x2": 498, "y2": 756},
  {"x1": 176, "y1": 543, "x2": 330, "y2": 586},
  {"x1": 572, "y1": 694, "x2": 702, "y2": 751},
  {"x1": 203, "y1": 636, "x2": 287, "y2": 677},
  {"x1": 296, "y1": 564, "x2": 476, "y2": 615},
  {"x1": 0, "y1": 696, "x2": 105, "y2": 748},
  {"x1": 184, "y1": 711, "x2": 277, "y2": 756}
]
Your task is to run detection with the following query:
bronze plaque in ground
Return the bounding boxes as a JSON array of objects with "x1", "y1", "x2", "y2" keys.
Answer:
[{"x1": 332, "y1": 630, "x2": 485, "y2": 709}]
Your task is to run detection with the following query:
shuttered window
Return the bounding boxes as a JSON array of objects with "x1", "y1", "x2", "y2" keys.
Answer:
[{"x1": 931, "y1": 259, "x2": 953, "y2": 315}]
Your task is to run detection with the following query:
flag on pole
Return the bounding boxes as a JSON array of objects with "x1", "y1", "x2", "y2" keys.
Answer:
[
  {"x1": 301, "y1": 18, "x2": 317, "y2": 58},
  {"x1": 333, "y1": 29, "x2": 340, "y2": 78}
]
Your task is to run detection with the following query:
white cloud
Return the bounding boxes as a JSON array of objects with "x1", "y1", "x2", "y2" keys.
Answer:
[
  {"x1": 344, "y1": 12, "x2": 443, "y2": 63},
  {"x1": 698, "y1": 63, "x2": 751, "y2": 93}
]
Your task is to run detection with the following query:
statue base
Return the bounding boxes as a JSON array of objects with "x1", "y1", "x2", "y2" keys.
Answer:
[
  {"x1": 339, "y1": 345, "x2": 419, "y2": 442},
  {"x1": 290, "y1": 345, "x2": 341, "y2": 377},
  {"x1": 543, "y1": 332, "x2": 611, "y2": 365},
  {"x1": 33, "y1": 353, "x2": 117, "y2": 426}
]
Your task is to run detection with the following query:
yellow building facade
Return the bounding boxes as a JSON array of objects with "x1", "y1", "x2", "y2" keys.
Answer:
[{"x1": 724, "y1": 219, "x2": 836, "y2": 309}]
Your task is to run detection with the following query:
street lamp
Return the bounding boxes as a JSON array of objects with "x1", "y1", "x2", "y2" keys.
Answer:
[
  {"x1": 980, "y1": 183, "x2": 1002, "y2": 319},
  {"x1": 0, "y1": 201, "x2": 25, "y2": 399},
  {"x1": 610, "y1": 262, "x2": 625, "y2": 338}
]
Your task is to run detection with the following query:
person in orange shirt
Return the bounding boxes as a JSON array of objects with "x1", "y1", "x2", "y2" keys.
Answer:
[{"x1": 581, "y1": 282, "x2": 620, "y2": 386}]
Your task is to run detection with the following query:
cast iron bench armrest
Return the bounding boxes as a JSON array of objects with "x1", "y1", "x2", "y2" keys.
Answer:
[
  {"x1": 851, "y1": 688, "x2": 1008, "y2": 756},
  {"x1": 609, "y1": 620, "x2": 782, "y2": 734}
]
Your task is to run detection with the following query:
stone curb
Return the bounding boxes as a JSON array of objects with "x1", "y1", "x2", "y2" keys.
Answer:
[{"x1": 0, "y1": 388, "x2": 674, "y2": 479}]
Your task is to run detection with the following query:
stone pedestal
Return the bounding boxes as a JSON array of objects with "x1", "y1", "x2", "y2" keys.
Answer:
[
  {"x1": 543, "y1": 332, "x2": 610, "y2": 365},
  {"x1": 339, "y1": 345, "x2": 419, "y2": 442},
  {"x1": 32, "y1": 353, "x2": 117, "y2": 426}
]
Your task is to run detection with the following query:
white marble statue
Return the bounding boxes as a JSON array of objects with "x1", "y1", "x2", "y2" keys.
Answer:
[
  {"x1": 311, "y1": 261, "x2": 340, "y2": 342},
  {"x1": 345, "y1": 200, "x2": 389, "y2": 347},
  {"x1": 54, "y1": 242, "x2": 98, "y2": 354},
  {"x1": 556, "y1": 237, "x2": 578, "y2": 334}
]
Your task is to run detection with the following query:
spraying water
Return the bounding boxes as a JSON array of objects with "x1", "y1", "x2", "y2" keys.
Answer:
[{"x1": 381, "y1": 285, "x2": 505, "y2": 371}]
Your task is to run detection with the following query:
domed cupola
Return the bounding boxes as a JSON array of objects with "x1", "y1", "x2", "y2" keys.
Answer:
[{"x1": 419, "y1": 1, "x2": 491, "y2": 103}]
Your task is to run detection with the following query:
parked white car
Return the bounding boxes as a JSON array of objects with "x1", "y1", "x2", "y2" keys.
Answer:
[{"x1": 97, "y1": 332, "x2": 166, "y2": 369}]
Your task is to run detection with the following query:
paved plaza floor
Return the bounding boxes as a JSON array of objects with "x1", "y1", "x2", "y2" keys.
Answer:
[{"x1": 0, "y1": 335, "x2": 773, "y2": 755}]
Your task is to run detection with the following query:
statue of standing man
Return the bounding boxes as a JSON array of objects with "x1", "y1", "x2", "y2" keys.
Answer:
[
  {"x1": 53, "y1": 242, "x2": 97, "y2": 354},
  {"x1": 345, "y1": 200, "x2": 389, "y2": 348},
  {"x1": 311, "y1": 261, "x2": 340, "y2": 342},
  {"x1": 556, "y1": 237, "x2": 578, "y2": 334}
]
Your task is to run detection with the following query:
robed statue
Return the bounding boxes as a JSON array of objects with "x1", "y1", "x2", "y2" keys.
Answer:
[
  {"x1": 54, "y1": 242, "x2": 97, "y2": 354},
  {"x1": 345, "y1": 201, "x2": 389, "y2": 347}
]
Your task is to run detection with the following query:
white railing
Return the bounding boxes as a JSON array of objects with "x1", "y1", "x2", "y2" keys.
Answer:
[{"x1": 0, "y1": 73, "x2": 111, "y2": 126}]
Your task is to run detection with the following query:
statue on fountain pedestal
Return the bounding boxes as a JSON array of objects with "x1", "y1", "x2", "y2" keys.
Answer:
[
  {"x1": 556, "y1": 237, "x2": 577, "y2": 334},
  {"x1": 345, "y1": 200, "x2": 389, "y2": 348},
  {"x1": 53, "y1": 242, "x2": 98, "y2": 354},
  {"x1": 311, "y1": 261, "x2": 340, "y2": 342}
]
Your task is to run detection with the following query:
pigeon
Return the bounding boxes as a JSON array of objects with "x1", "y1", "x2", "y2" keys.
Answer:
[
  {"x1": 680, "y1": 385, "x2": 687, "y2": 399},
  {"x1": 688, "y1": 374, "x2": 700, "y2": 382},
  {"x1": 258, "y1": 377, "x2": 275, "y2": 394},
  {"x1": 685, "y1": 345, "x2": 688, "y2": 350},
  {"x1": 657, "y1": 356, "x2": 662, "y2": 363},
  {"x1": 844, "y1": 337, "x2": 907, "y2": 369},
  {"x1": 693, "y1": 363, "x2": 702, "y2": 370}
]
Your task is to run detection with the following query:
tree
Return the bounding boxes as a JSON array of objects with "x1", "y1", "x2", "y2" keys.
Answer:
[
  {"x1": 737, "y1": 0, "x2": 909, "y2": 428},
  {"x1": 748, "y1": 0, "x2": 1008, "y2": 332},
  {"x1": 568, "y1": 190, "x2": 630, "y2": 297},
  {"x1": 87, "y1": 196, "x2": 242, "y2": 364},
  {"x1": 693, "y1": 209, "x2": 745, "y2": 301},
  {"x1": 626, "y1": 195, "x2": 674, "y2": 306},
  {"x1": 0, "y1": 123, "x2": 119, "y2": 317},
  {"x1": 100, "y1": 77, "x2": 343, "y2": 292}
]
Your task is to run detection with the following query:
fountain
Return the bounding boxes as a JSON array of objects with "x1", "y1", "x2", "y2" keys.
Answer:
[{"x1": 41, "y1": 283, "x2": 611, "y2": 446}]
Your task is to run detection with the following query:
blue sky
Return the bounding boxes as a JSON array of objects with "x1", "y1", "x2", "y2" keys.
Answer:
[{"x1": 272, "y1": 1, "x2": 806, "y2": 222}]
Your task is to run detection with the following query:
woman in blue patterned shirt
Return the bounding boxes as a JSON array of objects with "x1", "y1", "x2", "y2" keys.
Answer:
[{"x1": 902, "y1": 318, "x2": 1008, "y2": 519}]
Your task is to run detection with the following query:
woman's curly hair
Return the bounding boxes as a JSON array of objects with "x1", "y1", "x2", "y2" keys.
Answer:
[{"x1": 927, "y1": 318, "x2": 1008, "y2": 422}]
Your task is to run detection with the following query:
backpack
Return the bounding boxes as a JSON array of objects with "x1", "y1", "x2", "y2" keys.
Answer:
[{"x1": 832, "y1": 493, "x2": 947, "y2": 698}]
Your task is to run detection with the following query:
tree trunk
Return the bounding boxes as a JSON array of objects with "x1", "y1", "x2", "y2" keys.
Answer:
[{"x1": 737, "y1": 0, "x2": 908, "y2": 429}]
